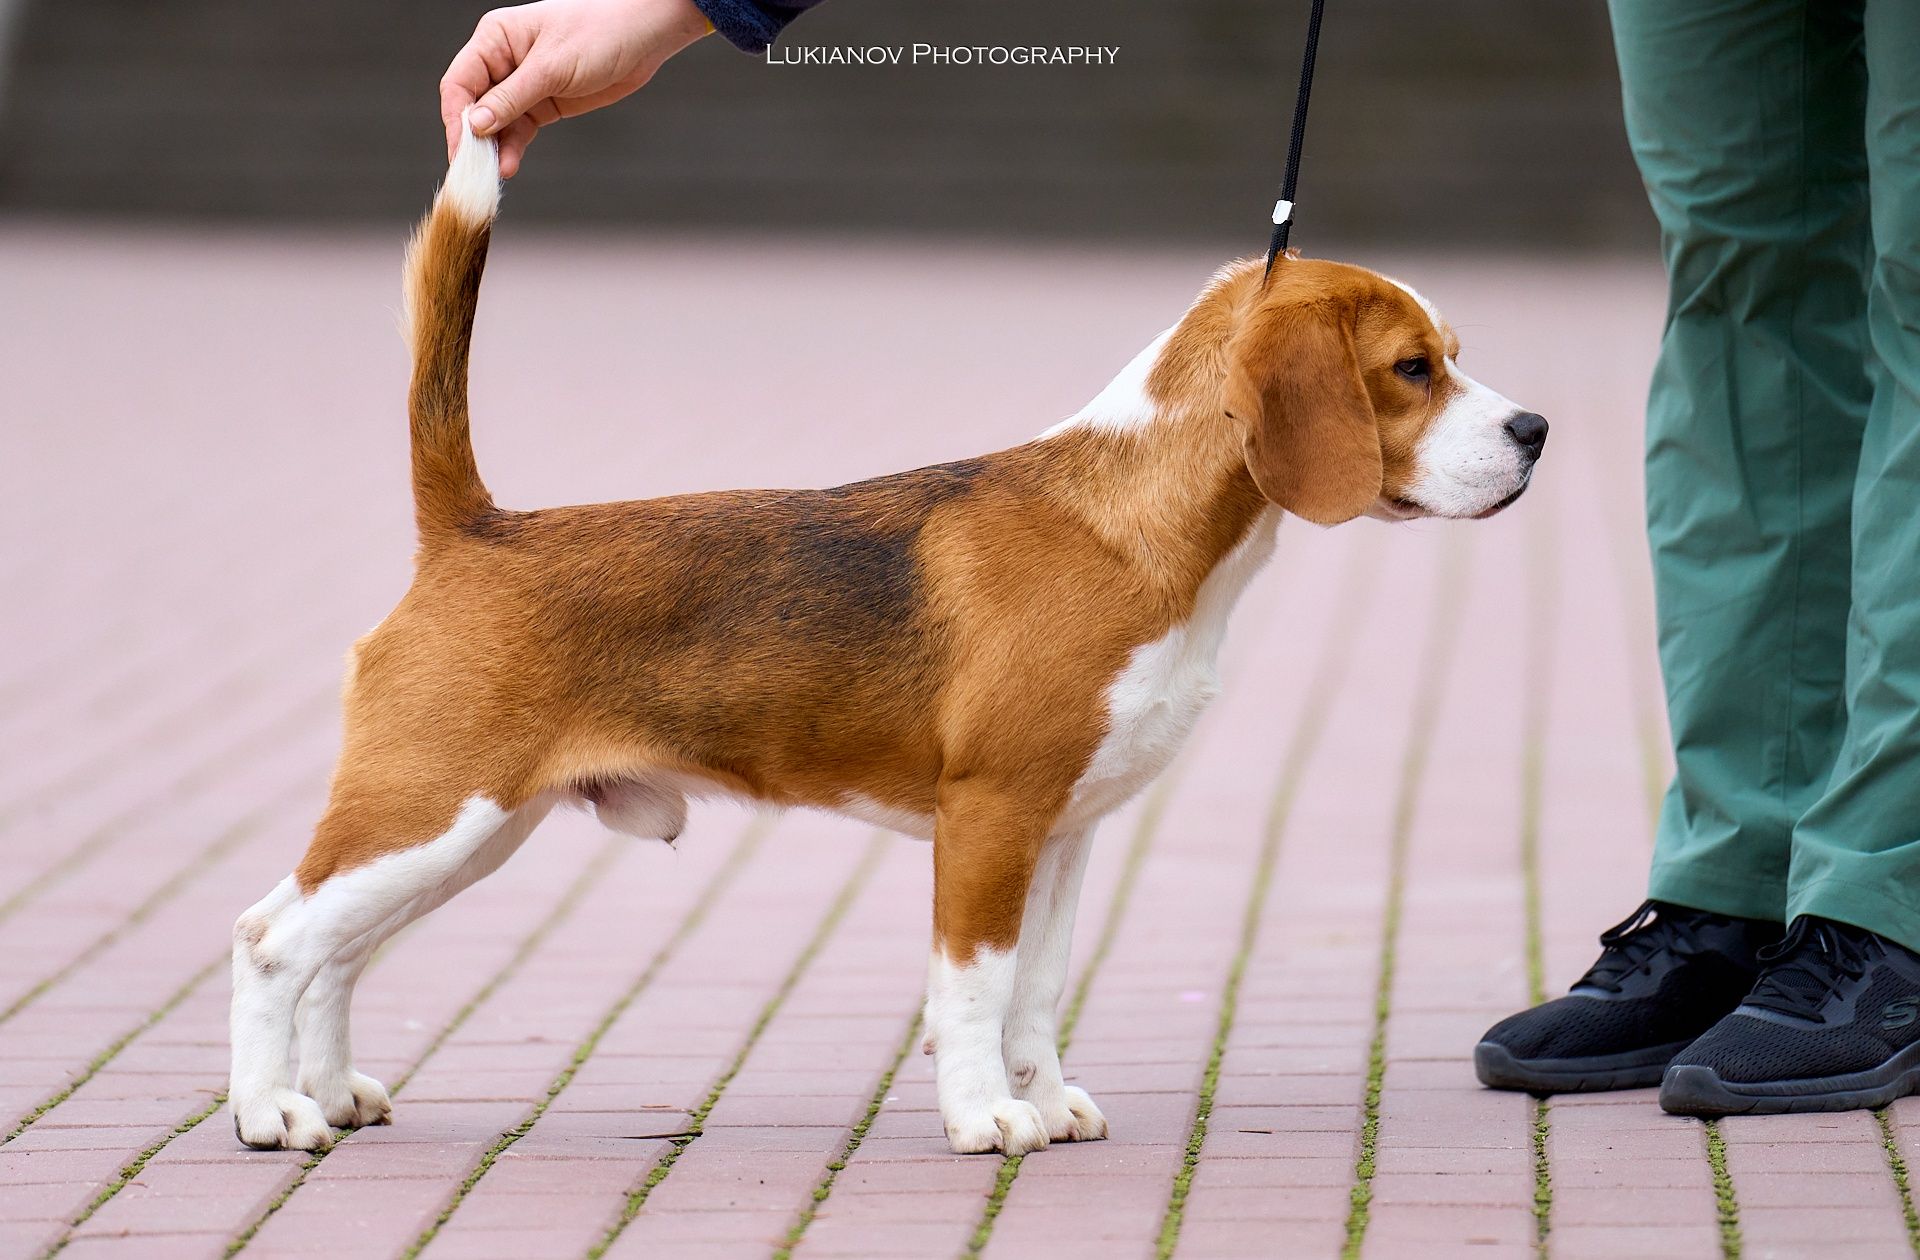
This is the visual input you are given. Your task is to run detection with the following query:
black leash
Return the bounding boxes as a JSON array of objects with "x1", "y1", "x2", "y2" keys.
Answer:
[{"x1": 1264, "y1": 0, "x2": 1328, "y2": 277}]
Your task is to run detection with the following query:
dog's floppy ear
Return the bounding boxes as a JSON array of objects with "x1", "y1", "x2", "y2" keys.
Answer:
[{"x1": 1223, "y1": 300, "x2": 1383, "y2": 525}]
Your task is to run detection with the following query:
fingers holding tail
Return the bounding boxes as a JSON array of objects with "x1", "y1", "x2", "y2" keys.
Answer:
[{"x1": 403, "y1": 110, "x2": 501, "y2": 546}]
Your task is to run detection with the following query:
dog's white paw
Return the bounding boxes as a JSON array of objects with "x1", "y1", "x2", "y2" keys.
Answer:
[
  {"x1": 299, "y1": 1070, "x2": 392, "y2": 1129},
  {"x1": 1045, "y1": 1085, "x2": 1107, "y2": 1142},
  {"x1": 944, "y1": 1098, "x2": 1050, "y2": 1156},
  {"x1": 233, "y1": 1087, "x2": 334, "y2": 1151}
]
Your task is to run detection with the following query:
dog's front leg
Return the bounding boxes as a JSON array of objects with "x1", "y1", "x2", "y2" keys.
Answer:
[
  {"x1": 925, "y1": 782, "x2": 1053, "y2": 1156},
  {"x1": 1002, "y1": 827, "x2": 1107, "y2": 1143}
]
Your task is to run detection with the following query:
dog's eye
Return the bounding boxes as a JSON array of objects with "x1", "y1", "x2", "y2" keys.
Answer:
[{"x1": 1395, "y1": 356, "x2": 1430, "y2": 381}]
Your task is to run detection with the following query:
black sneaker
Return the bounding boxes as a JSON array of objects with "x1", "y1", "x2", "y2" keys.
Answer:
[
  {"x1": 1475, "y1": 901, "x2": 1778, "y2": 1093},
  {"x1": 1660, "y1": 916, "x2": 1920, "y2": 1116}
]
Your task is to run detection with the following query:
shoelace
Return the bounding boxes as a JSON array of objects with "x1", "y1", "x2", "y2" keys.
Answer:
[
  {"x1": 1743, "y1": 916, "x2": 1877, "y2": 1023},
  {"x1": 1575, "y1": 900, "x2": 1711, "y2": 994}
]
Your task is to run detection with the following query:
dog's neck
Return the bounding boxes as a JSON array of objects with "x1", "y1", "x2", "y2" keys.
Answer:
[{"x1": 1034, "y1": 261, "x2": 1276, "y2": 618}]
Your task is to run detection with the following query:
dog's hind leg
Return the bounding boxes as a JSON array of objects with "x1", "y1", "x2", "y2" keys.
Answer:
[
  {"x1": 292, "y1": 936, "x2": 388, "y2": 1130},
  {"x1": 230, "y1": 786, "x2": 547, "y2": 1151},
  {"x1": 288, "y1": 794, "x2": 548, "y2": 1130}
]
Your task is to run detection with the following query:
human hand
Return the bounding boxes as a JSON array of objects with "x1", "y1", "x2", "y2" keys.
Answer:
[{"x1": 440, "y1": 0, "x2": 713, "y2": 177}]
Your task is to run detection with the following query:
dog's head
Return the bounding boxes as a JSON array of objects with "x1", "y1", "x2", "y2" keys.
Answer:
[{"x1": 1222, "y1": 258, "x2": 1545, "y2": 525}]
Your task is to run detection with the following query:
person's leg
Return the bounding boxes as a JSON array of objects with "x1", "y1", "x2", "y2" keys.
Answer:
[
  {"x1": 1786, "y1": 0, "x2": 1920, "y2": 948},
  {"x1": 1616, "y1": 0, "x2": 1872, "y2": 921},
  {"x1": 1478, "y1": 0, "x2": 1870, "y2": 1095},
  {"x1": 1658, "y1": 4, "x2": 1920, "y2": 1118}
]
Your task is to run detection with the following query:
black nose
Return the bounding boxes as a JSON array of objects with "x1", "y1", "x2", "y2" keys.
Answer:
[{"x1": 1505, "y1": 412, "x2": 1548, "y2": 460}]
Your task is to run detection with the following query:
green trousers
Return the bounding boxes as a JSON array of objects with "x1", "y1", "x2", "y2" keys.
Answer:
[{"x1": 1608, "y1": 0, "x2": 1920, "y2": 950}]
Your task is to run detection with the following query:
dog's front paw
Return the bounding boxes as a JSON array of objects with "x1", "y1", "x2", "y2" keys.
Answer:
[
  {"x1": 944, "y1": 1098, "x2": 1050, "y2": 1156},
  {"x1": 299, "y1": 1070, "x2": 392, "y2": 1130},
  {"x1": 1041, "y1": 1085, "x2": 1107, "y2": 1142},
  {"x1": 232, "y1": 1088, "x2": 333, "y2": 1152}
]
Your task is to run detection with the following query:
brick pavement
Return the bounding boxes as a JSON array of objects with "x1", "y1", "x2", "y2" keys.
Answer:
[{"x1": 3, "y1": 231, "x2": 1913, "y2": 1259}]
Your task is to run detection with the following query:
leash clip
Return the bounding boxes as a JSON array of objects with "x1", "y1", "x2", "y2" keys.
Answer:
[{"x1": 1263, "y1": 0, "x2": 1326, "y2": 275}]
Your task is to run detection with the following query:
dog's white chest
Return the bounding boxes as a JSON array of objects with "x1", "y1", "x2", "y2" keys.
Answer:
[
  {"x1": 1060, "y1": 509, "x2": 1280, "y2": 828},
  {"x1": 1064, "y1": 628, "x2": 1222, "y2": 824}
]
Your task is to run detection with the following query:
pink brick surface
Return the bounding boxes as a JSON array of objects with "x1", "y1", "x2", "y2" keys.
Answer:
[{"x1": 3, "y1": 234, "x2": 1910, "y2": 1259}]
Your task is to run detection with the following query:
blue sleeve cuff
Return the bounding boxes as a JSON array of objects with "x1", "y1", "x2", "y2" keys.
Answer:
[{"x1": 692, "y1": 0, "x2": 822, "y2": 54}]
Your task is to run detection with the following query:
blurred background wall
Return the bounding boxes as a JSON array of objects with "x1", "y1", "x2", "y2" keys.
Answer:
[{"x1": 0, "y1": 0, "x2": 1649, "y2": 249}]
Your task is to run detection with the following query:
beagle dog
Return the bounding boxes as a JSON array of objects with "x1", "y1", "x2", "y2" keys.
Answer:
[{"x1": 229, "y1": 123, "x2": 1546, "y2": 1156}]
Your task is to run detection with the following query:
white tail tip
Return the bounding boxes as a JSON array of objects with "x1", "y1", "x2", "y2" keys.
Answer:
[{"x1": 440, "y1": 107, "x2": 501, "y2": 225}]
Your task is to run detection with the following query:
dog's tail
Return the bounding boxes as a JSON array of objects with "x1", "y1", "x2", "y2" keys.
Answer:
[{"x1": 402, "y1": 112, "x2": 500, "y2": 545}]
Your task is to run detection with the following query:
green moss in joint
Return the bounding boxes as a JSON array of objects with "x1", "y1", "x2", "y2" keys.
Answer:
[
  {"x1": 1530, "y1": 1099, "x2": 1552, "y2": 1255},
  {"x1": 1875, "y1": 1108, "x2": 1920, "y2": 1257},
  {"x1": 5, "y1": 956, "x2": 223, "y2": 1151},
  {"x1": 585, "y1": 833, "x2": 887, "y2": 1259},
  {"x1": 774, "y1": 1012, "x2": 925, "y2": 1259},
  {"x1": 1703, "y1": 1119, "x2": 1742, "y2": 1260},
  {"x1": 1154, "y1": 542, "x2": 1378, "y2": 1260},
  {"x1": 1340, "y1": 541, "x2": 1467, "y2": 1260},
  {"x1": 37, "y1": 1091, "x2": 231, "y2": 1260},
  {"x1": 1520, "y1": 519, "x2": 1556, "y2": 1260}
]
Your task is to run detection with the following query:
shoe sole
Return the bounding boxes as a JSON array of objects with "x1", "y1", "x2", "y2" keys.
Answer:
[
  {"x1": 1474, "y1": 1039, "x2": 1690, "y2": 1094},
  {"x1": 1660, "y1": 1041, "x2": 1920, "y2": 1117}
]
